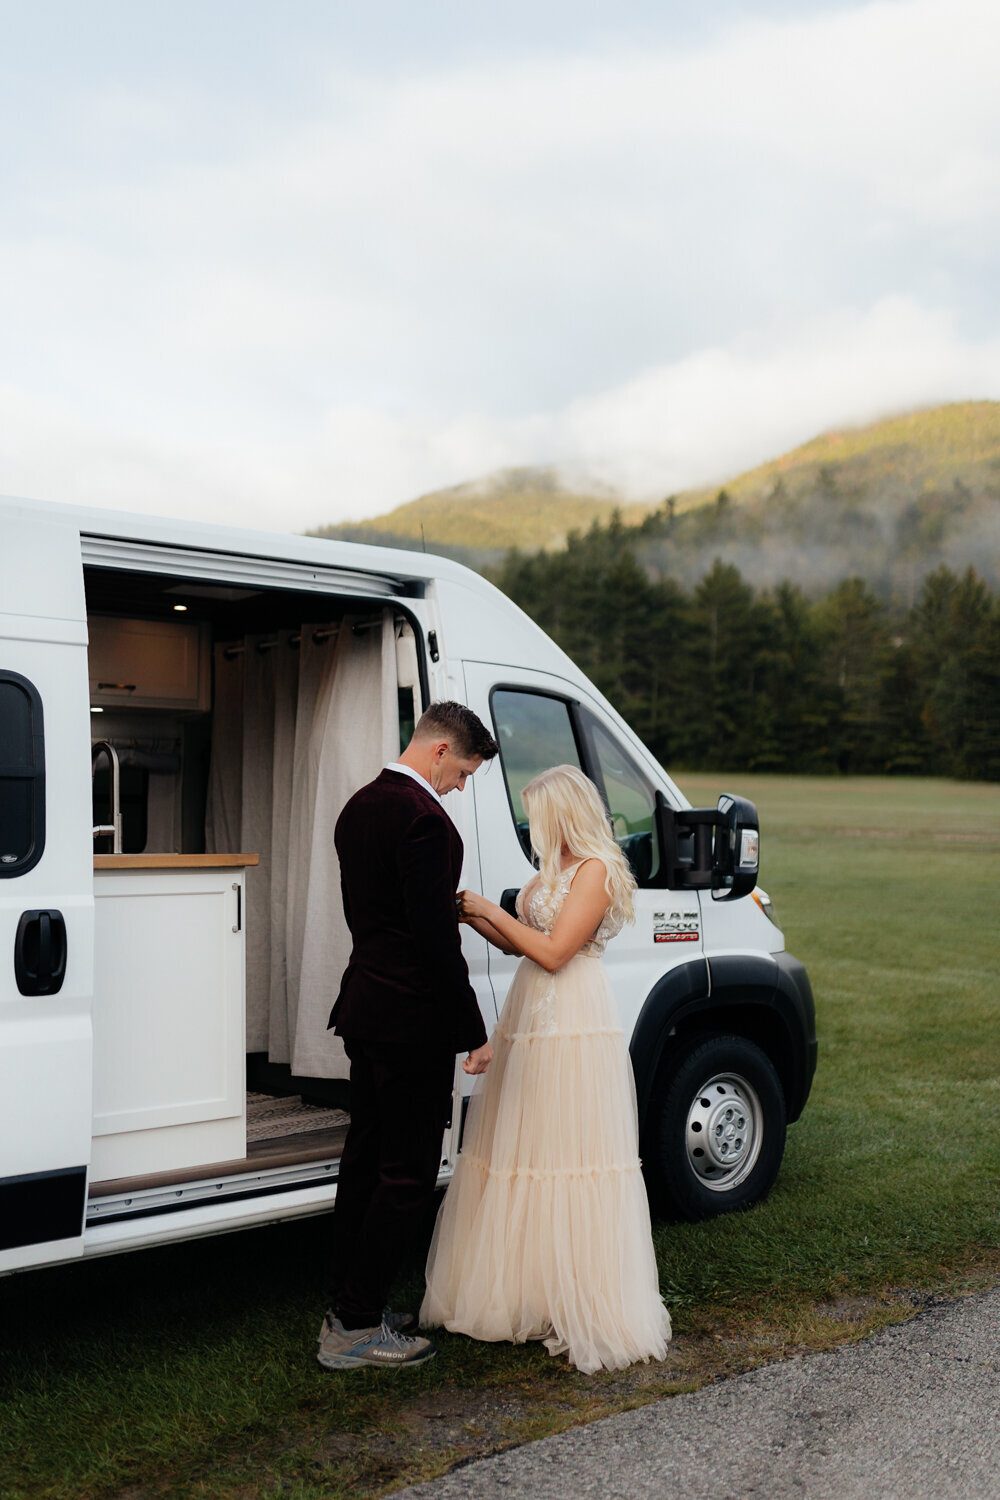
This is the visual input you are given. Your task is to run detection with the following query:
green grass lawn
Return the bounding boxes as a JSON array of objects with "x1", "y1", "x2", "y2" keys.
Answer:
[
  {"x1": 664, "y1": 773, "x2": 1000, "y2": 1308},
  {"x1": 2, "y1": 775, "x2": 999, "y2": 1500}
]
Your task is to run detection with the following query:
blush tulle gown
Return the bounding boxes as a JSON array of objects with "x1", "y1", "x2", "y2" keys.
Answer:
[{"x1": 420, "y1": 862, "x2": 671, "y2": 1374}]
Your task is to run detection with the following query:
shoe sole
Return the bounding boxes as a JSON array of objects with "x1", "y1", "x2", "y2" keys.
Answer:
[{"x1": 317, "y1": 1347, "x2": 437, "y2": 1371}]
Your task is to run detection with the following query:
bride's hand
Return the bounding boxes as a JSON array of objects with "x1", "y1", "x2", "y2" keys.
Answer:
[{"x1": 457, "y1": 888, "x2": 489, "y2": 920}]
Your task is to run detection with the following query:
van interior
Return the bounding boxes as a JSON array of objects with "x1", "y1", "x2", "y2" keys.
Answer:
[{"x1": 84, "y1": 564, "x2": 425, "y2": 1205}]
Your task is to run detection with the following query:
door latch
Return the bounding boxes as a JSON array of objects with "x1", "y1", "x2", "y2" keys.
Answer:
[{"x1": 14, "y1": 910, "x2": 68, "y2": 996}]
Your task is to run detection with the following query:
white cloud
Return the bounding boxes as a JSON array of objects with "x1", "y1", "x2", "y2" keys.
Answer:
[
  {"x1": 557, "y1": 298, "x2": 1000, "y2": 494},
  {"x1": 309, "y1": 297, "x2": 1000, "y2": 513},
  {"x1": 5, "y1": 296, "x2": 1000, "y2": 530},
  {"x1": 1, "y1": 0, "x2": 1000, "y2": 527}
]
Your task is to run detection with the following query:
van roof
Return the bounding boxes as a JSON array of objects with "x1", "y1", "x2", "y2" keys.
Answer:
[{"x1": 0, "y1": 491, "x2": 476, "y2": 591}]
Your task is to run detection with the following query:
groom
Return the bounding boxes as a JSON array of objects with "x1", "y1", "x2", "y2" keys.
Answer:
[{"x1": 317, "y1": 700, "x2": 499, "y2": 1371}]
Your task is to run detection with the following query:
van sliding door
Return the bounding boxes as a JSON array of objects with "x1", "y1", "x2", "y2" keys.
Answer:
[{"x1": 0, "y1": 508, "x2": 94, "y2": 1273}]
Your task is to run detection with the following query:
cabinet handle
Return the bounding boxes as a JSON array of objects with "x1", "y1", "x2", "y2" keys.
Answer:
[
  {"x1": 232, "y1": 883, "x2": 242, "y2": 933},
  {"x1": 97, "y1": 683, "x2": 137, "y2": 691}
]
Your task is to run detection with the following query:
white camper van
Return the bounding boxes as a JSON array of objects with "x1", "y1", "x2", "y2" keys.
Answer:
[{"x1": 0, "y1": 496, "x2": 816, "y2": 1277}]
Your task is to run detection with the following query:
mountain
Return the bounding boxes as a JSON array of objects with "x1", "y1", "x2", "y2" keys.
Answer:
[
  {"x1": 635, "y1": 401, "x2": 1000, "y2": 597},
  {"x1": 311, "y1": 402, "x2": 1000, "y2": 596},
  {"x1": 679, "y1": 401, "x2": 1000, "y2": 508},
  {"x1": 311, "y1": 466, "x2": 652, "y2": 557}
]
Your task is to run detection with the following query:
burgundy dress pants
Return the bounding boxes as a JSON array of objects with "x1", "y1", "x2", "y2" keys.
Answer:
[{"x1": 331, "y1": 1036, "x2": 456, "y2": 1329}]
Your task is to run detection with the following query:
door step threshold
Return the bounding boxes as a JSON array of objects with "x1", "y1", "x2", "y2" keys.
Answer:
[{"x1": 86, "y1": 1153, "x2": 342, "y2": 1225}]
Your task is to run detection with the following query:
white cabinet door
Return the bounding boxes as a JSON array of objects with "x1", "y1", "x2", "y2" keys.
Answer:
[
  {"x1": 91, "y1": 867, "x2": 246, "y2": 1181},
  {"x1": 88, "y1": 616, "x2": 209, "y2": 710},
  {"x1": 0, "y1": 507, "x2": 94, "y2": 1273}
]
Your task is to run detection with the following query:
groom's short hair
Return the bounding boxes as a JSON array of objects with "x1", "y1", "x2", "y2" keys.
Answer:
[{"x1": 414, "y1": 701, "x2": 498, "y2": 761}]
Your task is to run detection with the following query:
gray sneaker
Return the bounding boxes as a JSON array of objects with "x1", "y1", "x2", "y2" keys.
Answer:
[{"x1": 316, "y1": 1312, "x2": 436, "y2": 1371}]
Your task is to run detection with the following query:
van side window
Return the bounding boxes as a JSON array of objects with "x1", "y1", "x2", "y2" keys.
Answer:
[
  {"x1": 0, "y1": 672, "x2": 45, "y2": 877},
  {"x1": 582, "y1": 712, "x2": 661, "y2": 887},
  {"x1": 490, "y1": 690, "x2": 583, "y2": 859}
]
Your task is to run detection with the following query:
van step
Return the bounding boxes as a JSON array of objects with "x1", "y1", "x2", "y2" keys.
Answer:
[
  {"x1": 86, "y1": 1152, "x2": 344, "y2": 1225},
  {"x1": 88, "y1": 1121, "x2": 350, "y2": 1201}
]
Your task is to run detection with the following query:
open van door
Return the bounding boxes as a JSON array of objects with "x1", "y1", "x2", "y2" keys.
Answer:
[{"x1": 0, "y1": 506, "x2": 94, "y2": 1272}]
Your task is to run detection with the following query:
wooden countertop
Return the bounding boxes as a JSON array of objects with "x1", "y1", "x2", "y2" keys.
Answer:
[{"x1": 94, "y1": 853, "x2": 260, "y2": 870}]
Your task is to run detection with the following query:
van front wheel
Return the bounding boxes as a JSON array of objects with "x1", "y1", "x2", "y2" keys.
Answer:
[{"x1": 644, "y1": 1033, "x2": 786, "y2": 1221}]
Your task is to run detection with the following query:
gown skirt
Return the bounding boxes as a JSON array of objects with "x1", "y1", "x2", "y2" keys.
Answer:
[{"x1": 420, "y1": 946, "x2": 671, "y2": 1374}]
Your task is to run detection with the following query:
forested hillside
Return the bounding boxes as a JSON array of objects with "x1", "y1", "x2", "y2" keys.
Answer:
[
  {"x1": 313, "y1": 401, "x2": 1000, "y2": 778},
  {"x1": 314, "y1": 402, "x2": 1000, "y2": 595},
  {"x1": 626, "y1": 402, "x2": 1000, "y2": 598},
  {"x1": 489, "y1": 525, "x2": 1000, "y2": 780}
]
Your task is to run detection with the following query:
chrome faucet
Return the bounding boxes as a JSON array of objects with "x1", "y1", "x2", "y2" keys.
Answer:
[{"x1": 92, "y1": 740, "x2": 123, "y2": 854}]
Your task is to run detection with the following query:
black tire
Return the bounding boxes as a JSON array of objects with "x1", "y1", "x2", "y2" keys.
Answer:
[{"x1": 643, "y1": 1032, "x2": 786, "y2": 1221}]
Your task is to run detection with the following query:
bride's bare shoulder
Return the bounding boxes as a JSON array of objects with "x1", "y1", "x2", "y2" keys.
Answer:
[{"x1": 568, "y1": 856, "x2": 607, "y2": 885}]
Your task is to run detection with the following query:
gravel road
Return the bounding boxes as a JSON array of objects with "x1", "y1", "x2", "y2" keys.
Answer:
[{"x1": 399, "y1": 1284, "x2": 1000, "y2": 1498}]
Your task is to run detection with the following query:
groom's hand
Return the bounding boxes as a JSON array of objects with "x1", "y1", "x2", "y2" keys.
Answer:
[{"x1": 462, "y1": 1042, "x2": 493, "y2": 1075}]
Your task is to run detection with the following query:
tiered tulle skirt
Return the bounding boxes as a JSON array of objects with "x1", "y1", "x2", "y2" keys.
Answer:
[{"x1": 420, "y1": 952, "x2": 671, "y2": 1374}]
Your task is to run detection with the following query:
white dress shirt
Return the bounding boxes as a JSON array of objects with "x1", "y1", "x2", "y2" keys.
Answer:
[{"x1": 385, "y1": 761, "x2": 443, "y2": 805}]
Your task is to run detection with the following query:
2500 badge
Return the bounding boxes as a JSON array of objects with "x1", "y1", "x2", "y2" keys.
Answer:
[{"x1": 653, "y1": 910, "x2": 700, "y2": 943}]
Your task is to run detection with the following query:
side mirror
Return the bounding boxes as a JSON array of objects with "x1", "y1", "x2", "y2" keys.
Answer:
[
  {"x1": 710, "y1": 793, "x2": 760, "y2": 900},
  {"x1": 654, "y1": 790, "x2": 759, "y2": 900}
]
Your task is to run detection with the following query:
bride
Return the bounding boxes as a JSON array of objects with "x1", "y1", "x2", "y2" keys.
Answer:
[{"x1": 420, "y1": 763, "x2": 671, "y2": 1374}]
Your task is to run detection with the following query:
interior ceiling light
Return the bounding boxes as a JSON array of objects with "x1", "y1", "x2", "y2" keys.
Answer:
[{"x1": 173, "y1": 603, "x2": 188, "y2": 612}]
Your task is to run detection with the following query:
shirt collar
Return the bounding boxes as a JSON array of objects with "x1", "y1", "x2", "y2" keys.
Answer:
[{"x1": 385, "y1": 761, "x2": 443, "y2": 805}]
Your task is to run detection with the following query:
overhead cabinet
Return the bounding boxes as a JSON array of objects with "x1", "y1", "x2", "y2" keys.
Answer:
[{"x1": 88, "y1": 616, "x2": 210, "y2": 710}]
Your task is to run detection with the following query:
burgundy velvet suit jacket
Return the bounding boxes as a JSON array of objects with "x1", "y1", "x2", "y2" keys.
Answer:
[{"x1": 328, "y1": 769, "x2": 488, "y2": 1056}]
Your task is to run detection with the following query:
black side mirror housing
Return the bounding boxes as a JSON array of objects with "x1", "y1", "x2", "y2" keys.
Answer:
[{"x1": 654, "y1": 790, "x2": 759, "y2": 899}]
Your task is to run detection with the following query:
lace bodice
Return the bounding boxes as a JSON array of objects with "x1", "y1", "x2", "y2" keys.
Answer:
[{"x1": 515, "y1": 860, "x2": 624, "y2": 957}]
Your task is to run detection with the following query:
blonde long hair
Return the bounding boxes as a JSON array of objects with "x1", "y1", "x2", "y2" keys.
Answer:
[{"x1": 521, "y1": 764, "x2": 636, "y2": 926}]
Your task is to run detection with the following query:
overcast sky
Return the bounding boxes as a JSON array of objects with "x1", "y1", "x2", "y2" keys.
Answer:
[{"x1": 2, "y1": 0, "x2": 999, "y2": 533}]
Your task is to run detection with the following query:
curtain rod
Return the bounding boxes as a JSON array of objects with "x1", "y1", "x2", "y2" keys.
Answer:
[{"x1": 223, "y1": 619, "x2": 384, "y2": 660}]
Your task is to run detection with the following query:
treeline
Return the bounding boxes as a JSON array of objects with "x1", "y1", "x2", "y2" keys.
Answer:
[{"x1": 487, "y1": 519, "x2": 1000, "y2": 780}]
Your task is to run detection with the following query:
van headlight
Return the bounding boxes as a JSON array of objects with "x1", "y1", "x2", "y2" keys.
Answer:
[{"x1": 752, "y1": 887, "x2": 777, "y2": 925}]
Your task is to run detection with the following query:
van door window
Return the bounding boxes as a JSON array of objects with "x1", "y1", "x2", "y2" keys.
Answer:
[
  {"x1": 490, "y1": 689, "x2": 583, "y2": 859},
  {"x1": 582, "y1": 712, "x2": 661, "y2": 887},
  {"x1": 0, "y1": 672, "x2": 45, "y2": 877}
]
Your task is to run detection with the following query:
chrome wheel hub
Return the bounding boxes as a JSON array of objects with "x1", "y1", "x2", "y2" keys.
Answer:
[{"x1": 685, "y1": 1072, "x2": 763, "y2": 1192}]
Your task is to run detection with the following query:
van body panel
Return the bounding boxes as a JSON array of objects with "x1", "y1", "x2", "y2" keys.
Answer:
[
  {"x1": 442, "y1": 779, "x2": 500, "y2": 1066},
  {"x1": 0, "y1": 509, "x2": 87, "y2": 627},
  {"x1": 699, "y1": 887, "x2": 785, "y2": 955},
  {"x1": 0, "y1": 510, "x2": 94, "y2": 1272}
]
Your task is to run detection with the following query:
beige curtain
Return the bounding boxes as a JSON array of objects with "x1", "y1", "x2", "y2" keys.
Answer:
[
  {"x1": 267, "y1": 630, "x2": 299, "y2": 1063},
  {"x1": 291, "y1": 611, "x2": 399, "y2": 1078},
  {"x1": 208, "y1": 613, "x2": 402, "y2": 1080},
  {"x1": 205, "y1": 642, "x2": 243, "y2": 854},
  {"x1": 281, "y1": 625, "x2": 340, "y2": 1068},
  {"x1": 240, "y1": 636, "x2": 277, "y2": 1052}
]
